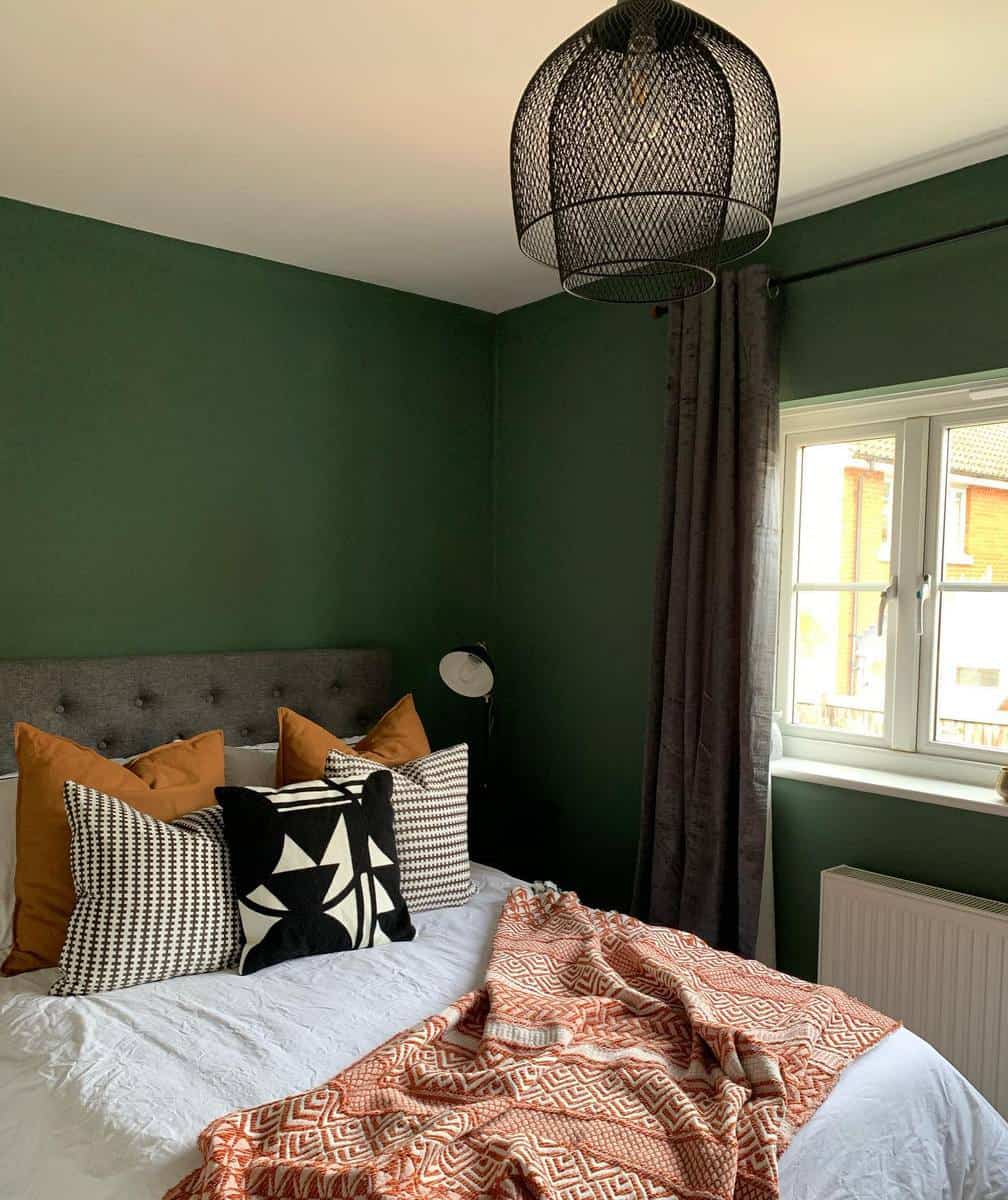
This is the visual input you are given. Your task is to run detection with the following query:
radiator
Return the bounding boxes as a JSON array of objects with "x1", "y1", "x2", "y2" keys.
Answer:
[{"x1": 819, "y1": 865, "x2": 1008, "y2": 1115}]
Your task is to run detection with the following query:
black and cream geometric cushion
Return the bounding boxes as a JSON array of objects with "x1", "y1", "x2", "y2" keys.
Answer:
[
  {"x1": 324, "y1": 743, "x2": 473, "y2": 912},
  {"x1": 51, "y1": 784, "x2": 241, "y2": 996},
  {"x1": 215, "y1": 771, "x2": 414, "y2": 975}
]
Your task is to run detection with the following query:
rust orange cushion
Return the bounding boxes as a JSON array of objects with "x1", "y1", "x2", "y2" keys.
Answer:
[
  {"x1": 276, "y1": 695, "x2": 431, "y2": 787},
  {"x1": 2, "y1": 724, "x2": 225, "y2": 975}
]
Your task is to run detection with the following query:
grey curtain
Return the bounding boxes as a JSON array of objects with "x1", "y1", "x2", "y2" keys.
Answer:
[{"x1": 633, "y1": 265, "x2": 780, "y2": 958}]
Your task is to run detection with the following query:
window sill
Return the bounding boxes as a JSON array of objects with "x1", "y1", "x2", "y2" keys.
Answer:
[{"x1": 771, "y1": 757, "x2": 1008, "y2": 817}]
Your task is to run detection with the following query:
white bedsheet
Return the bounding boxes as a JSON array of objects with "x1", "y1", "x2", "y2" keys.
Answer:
[{"x1": 1, "y1": 863, "x2": 1005, "y2": 1200}]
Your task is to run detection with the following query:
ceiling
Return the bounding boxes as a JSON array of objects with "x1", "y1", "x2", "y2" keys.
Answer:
[{"x1": 3, "y1": 1, "x2": 1008, "y2": 313}]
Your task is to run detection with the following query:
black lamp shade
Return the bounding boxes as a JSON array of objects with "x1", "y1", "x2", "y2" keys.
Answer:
[
  {"x1": 439, "y1": 644, "x2": 495, "y2": 699},
  {"x1": 510, "y1": 0, "x2": 780, "y2": 304}
]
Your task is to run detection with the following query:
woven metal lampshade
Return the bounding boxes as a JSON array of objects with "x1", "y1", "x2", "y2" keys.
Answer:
[{"x1": 510, "y1": 0, "x2": 780, "y2": 304}]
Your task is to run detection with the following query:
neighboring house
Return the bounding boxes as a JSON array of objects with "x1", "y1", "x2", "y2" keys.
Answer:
[{"x1": 796, "y1": 424, "x2": 1008, "y2": 748}]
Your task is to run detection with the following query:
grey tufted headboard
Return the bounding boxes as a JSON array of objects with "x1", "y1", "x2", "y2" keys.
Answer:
[{"x1": 0, "y1": 648, "x2": 392, "y2": 774}]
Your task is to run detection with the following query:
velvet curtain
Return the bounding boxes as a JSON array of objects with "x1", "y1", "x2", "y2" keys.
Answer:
[{"x1": 633, "y1": 265, "x2": 780, "y2": 958}]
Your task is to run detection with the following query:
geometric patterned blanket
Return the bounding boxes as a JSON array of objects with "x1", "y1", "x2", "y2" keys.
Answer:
[{"x1": 166, "y1": 888, "x2": 898, "y2": 1200}]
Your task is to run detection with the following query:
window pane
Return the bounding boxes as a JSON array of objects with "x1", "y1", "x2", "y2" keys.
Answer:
[
  {"x1": 941, "y1": 421, "x2": 1008, "y2": 581},
  {"x1": 934, "y1": 591, "x2": 1008, "y2": 750},
  {"x1": 797, "y1": 438, "x2": 895, "y2": 584},
  {"x1": 793, "y1": 590, "x2": 885, "y2": 735}
]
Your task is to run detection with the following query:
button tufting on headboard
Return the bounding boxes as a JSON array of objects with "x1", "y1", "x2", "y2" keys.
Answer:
[{"x1": 0, "y1": 649, "x2": 392, "y2": 774}]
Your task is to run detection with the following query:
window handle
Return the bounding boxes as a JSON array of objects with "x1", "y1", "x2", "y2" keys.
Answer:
[
  {"x1": 916, "y1": 573, "x2": 933, "y2": 636},
  {"x1": 877, "y1": 577, "x2": 898, "y2": 637}
]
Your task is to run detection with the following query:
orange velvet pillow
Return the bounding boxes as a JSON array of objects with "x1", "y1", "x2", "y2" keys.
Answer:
[
  {"x1": 275, "y1": 695, "x2": 431, "y2": 787},
  {"x1": 2, "y1": 724, "x2": 225, "y2": 975}
]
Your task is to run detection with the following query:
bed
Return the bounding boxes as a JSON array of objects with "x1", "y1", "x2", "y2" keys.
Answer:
[{"x1": 1, "y1": 650, "x2": 1006, "y2": 1200}]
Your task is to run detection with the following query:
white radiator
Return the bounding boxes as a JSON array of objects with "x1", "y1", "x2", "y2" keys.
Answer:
[{"x1": 819, "y1": 865, "x2": 1008, "y2": 1115}]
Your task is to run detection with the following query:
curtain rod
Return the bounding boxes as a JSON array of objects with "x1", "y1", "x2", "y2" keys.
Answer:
[{"x1": 649, "y1": 214, "x2": 1008, "y2": 318}]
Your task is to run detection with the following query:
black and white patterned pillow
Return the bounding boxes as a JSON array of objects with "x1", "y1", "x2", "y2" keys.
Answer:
[
  {"x1": 51, "y1": 784, "x2": 240, "y2": 996},
  {"x1": 215, "y1": 772, "x2": 414, "y2": 975},
  {"x1": 324, "y1": 743, "x2": 473, "y2": 912}
]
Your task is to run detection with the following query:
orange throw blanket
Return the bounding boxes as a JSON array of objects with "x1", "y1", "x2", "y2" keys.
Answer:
[{"x1": 167, "y1": 889, "x2": 897, "y2": 1200}]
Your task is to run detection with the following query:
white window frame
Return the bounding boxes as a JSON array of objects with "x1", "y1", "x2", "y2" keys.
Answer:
[
  {"x1": 778, "y1": 419, "x2": 905, "y2": 752},
  {"x1": 917, "y1": 403, "x2": 1008, "y2": 764},
  {"x1": 777, "y1": 380, "x2": 1008, "y2": 789}
]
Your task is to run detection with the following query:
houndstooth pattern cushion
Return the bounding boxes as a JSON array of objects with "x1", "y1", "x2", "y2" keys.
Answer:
[
  {"x1": 324, "y1": 744, "x2": 473, "y2": 912},
  {"x1": 50, "y1": 783, "x2": 241, "y2": 996}
]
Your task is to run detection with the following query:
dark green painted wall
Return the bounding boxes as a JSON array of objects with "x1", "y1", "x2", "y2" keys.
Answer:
[
  {"x1": 491, "y1": 299, "x2": 666, "y2": 903},
  {"x1": 491, "y1": 156, "x2": 1008, "y2": 971},
  {"x1": 0, "y1": 196, "x2": 496, "y2": 751},
  {"x1": 770, "y1": 156, "x2": 1008, "y2": 403}
]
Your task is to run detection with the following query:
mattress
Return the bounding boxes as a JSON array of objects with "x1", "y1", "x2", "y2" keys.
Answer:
[{"x1": 1, "y1": 863, "x2": 1006, "y2": 1200}]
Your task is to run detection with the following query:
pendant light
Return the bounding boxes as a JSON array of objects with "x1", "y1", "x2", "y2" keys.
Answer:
[{"x1": 510, "y1": 0, "x2": 780, "y2": 304}]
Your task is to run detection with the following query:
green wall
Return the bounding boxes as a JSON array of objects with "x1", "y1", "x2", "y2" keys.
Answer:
[
  {"x1": 491, "y1": 155, "x2": 1008, "y2": 972},
  {"x1": 0, "y1": 196, "x2": 496, "y2": 751},
  {"x1": 491, "y1": 299, "x2": 666, "y2": 902}
]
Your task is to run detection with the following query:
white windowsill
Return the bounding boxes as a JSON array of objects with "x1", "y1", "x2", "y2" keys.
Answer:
[{"x1": 771, "y1": 757, "x2": 1008, "y2": 817}]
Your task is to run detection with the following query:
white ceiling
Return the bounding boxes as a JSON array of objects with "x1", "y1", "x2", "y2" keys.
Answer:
[{"x1": 3, "y1": 1, "x2": 1008, "y2": 313}]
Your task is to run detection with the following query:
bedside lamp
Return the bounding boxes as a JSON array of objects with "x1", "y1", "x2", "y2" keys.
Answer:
[
  {"x1": 438, "y1": 643, "x2": 494, "y2": 700},
  {"x1": 439, "y1": 644, "x2": 495, "y2": 802}
]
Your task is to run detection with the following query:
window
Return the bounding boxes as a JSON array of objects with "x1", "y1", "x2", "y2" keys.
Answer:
[{"x1": 778, "y1": 386, "x2": 1008, "y2": 776}]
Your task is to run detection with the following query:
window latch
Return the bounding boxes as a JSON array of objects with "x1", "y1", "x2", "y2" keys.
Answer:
[
  {"x1": 877, "y1": 577, "x2": 898, "y2": 637},
  {"x1": 915, "y1": 573, "x2": 933, "y2": 636}
]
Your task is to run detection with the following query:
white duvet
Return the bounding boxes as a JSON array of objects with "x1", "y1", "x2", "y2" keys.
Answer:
[{"x1": 1, "y1": 863, "x2": 1006, "y2": 1200}]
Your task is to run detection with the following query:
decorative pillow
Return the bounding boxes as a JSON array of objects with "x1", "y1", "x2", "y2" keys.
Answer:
[
  {"x1": 51, "y1": 784, "x2": 241, "y2": 996},
  {"x1": 4, "y1": 725, "x2": 225, "y2": 975},
  {"x1": 275, "y1": 695, "x2": 430, "y2": 787},
  {"x1": 224, "y1": 744, "x2": 279, "y2": 788},
  {"x1": 216, "y1": 772, "x2": 414, "y2": 975},
  {"x1": 324, "y1": 744, "x2": 473, "y2": 912}
]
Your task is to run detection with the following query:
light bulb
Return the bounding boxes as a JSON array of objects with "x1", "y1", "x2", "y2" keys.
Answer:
[{"x1": 615, "y1": 16, "x2": 661, "y2": 147}]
